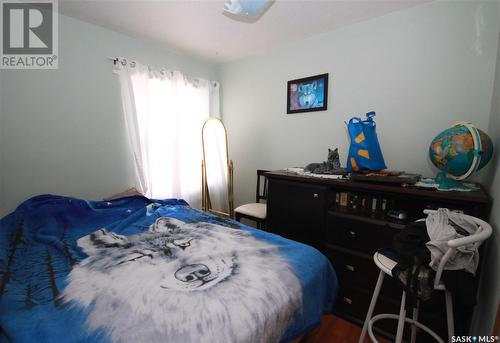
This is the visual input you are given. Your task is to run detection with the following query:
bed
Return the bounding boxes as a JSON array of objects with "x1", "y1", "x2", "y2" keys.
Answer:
[{"x1": 0, "y1": 195, "x2": 338, "y2": 343}]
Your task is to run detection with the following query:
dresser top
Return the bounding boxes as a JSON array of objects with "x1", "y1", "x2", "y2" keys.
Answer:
[{"x1": 265, "y1": 170, "x2": 491, "y2": 205}]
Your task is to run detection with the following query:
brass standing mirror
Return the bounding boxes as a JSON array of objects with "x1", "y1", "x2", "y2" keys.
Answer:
[{"x1": 201, "y1": 118, "x2": 234, "y2": 217}]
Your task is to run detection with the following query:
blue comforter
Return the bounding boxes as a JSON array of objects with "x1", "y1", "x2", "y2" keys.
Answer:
[{"x1": 0, "y1": 195, "x2": 337, "y2": 343}]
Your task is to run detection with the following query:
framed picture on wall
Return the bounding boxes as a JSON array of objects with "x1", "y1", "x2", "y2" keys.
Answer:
[{"x1": 287, "y1": 73, "x2": 328, "y2": 114}]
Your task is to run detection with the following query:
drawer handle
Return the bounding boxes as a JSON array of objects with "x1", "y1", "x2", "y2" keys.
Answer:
[
  {"x1": 345, "y1": 265, "x2": 355, "y2": 272},
  {"x1": 313, "y1": 193, "x2": 319, "y2": 198},
  {"x1": 343, "y1": 297, "x2": 353, "y2": 305},
  {"x1": 348, "y1": 231, "x2": 356, "y2": 237}
]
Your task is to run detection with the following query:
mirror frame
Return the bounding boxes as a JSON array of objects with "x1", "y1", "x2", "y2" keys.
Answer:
[{"x1": 201, "y1": 118, "x2": 234, "y2": 218}]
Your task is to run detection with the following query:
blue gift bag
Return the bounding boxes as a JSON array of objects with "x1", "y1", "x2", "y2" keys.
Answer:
[{"x1": 346, "y1": 111, "x2": 387, "y2": 172}]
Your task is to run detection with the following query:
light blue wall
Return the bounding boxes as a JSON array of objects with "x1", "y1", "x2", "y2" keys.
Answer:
[
  {"x1": 0, "y1": 14, "x2": 218, "y2": 216},
  {"x1": 472, "y1": 27, "x2": 500, "y2": 335}
]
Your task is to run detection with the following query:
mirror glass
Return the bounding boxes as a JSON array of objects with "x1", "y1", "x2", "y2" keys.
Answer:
[{"x1": 202, "y1": 118, "x2": 232, "y2": 216}]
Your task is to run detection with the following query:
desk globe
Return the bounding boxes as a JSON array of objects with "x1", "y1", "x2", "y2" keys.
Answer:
[{"x1": 429, "y1": 122, "x2": 493, "y2": 190}]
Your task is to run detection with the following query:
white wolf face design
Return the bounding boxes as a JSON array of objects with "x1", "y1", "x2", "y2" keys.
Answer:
[
  {"x1": 298, "y1": 81, "x2": 318, "y2": 108},
  {"x1": 62, "y1": 217, "x2": 302, "y2": 343}
]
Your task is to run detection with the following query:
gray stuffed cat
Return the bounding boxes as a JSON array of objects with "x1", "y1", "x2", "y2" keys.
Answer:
[{"x1": 304, "y1": 148, "x2": 346, "y2": 175}]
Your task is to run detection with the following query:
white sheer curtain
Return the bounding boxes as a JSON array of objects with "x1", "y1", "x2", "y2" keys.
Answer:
[{"x1": 114, "y1": 58, "x2": 220, "y2": 208}]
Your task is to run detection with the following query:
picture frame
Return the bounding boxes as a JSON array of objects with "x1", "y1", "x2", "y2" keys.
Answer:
[{"x1": 287, "y1": 73, "x2": 328, "y2": 114}]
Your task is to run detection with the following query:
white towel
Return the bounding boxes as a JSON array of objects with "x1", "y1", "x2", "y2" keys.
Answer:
[{"x1": 425, "y1": 208, "x2": 480, "y2": 275}]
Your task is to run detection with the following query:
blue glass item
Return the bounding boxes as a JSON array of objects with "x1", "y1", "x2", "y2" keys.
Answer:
[
  {"x1": 346, "y1": 111, "x2": 387, "y2": 173},
  {"x1": 223, "y1": 0, "x2": 272, "y2": 16}
]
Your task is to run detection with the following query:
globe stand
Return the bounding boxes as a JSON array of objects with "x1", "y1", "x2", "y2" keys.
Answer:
[{"x1": 435, "y1": 172, "x2": 477, "y2": 191}]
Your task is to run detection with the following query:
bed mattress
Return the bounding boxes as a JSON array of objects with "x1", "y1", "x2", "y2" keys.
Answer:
[{"x1": 0, "y1": 195, "x2": 337, "y2": 343}]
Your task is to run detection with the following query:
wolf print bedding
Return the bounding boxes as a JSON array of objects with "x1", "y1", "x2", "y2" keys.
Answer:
[{"x1": 0, "y1": 195, "x2": 338, "y2": 343}]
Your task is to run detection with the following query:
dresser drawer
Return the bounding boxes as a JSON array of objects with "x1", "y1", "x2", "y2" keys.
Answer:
[
  {"x1": 325, "y1": 216, "x2": 395, "y2": 255},
  {"x1": 326, "y1": 245, "x2": 378, "y2": 288},
  {"x1": 325, "y1": 245, "x2": 401, "y2": 297},
  {"x1": 335, "y1": 286, "x2": 374, "y2": 321},
  {"x1": 267, "y1": 179, "x2": 327, "y2": 247},
  {"x1": 335, "y1": 285, "x2": 403, "y2": 335},
  {"x1": 328, "y1": 245, "x2": 447, "y2": 316}
]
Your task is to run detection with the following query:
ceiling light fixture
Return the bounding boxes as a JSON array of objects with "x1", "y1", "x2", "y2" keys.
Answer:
[{"x1": 223, "y1": 0, "x2": 273, "y2": 17}]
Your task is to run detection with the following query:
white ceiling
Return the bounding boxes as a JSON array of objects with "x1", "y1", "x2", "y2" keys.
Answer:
[{"x1": 59, "y1": 0, "x2": 429, "y2": 64}]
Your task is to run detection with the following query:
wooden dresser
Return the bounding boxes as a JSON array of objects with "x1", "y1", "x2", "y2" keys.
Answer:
[{"x1": 265, "y1": 170, "x2": 491, "y2": 342}]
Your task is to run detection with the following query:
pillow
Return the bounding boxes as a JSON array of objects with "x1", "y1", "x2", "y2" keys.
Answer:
[{"x1": 103, "y1": 187, "x2": 143, "y2": 201}]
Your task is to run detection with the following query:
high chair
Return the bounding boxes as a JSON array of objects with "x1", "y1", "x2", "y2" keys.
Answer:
[{"x1": 358, "y1": 210, "x2": 492, "y2": 343}]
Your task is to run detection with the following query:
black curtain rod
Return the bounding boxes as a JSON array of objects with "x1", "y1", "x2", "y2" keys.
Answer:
[{"x1": 108, "y1": 57, "x2": 119, "y2": 65}]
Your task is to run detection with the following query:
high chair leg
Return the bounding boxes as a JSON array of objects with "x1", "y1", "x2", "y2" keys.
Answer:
[
  {"x1": 359, "y1": 270, "x2": 385, "y2": 343},
  {"x1": 411, "y1": 300, "x2": 420, "y2": 343},
  {"x1": 445, "y1": 290, "x2": 454, "y2": 340},
  {"x1": 395, "y1": 291, "x2": 407, "y2": 343}
]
